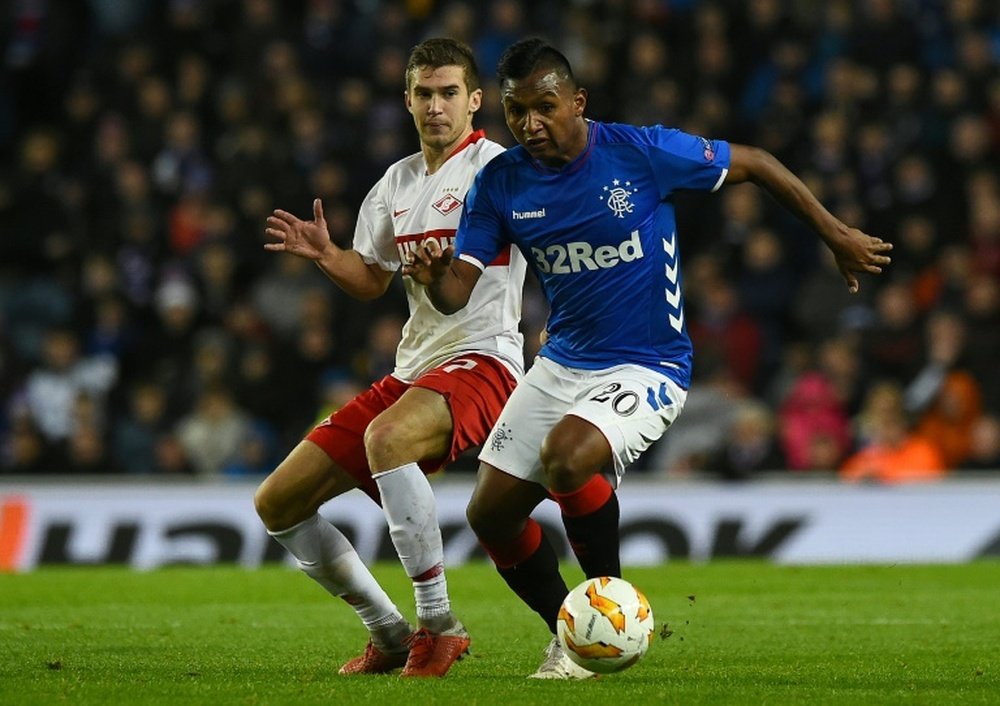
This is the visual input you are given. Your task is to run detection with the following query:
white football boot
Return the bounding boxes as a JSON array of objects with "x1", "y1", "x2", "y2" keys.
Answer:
[{"x1": 528, "y1": 637, "x2": 597, "y2": 680}]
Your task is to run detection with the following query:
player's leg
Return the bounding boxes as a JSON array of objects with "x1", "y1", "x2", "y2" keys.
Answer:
[
  {"x1": 364, "y1": 354, "x2": 518, "y2": 677},
  {"x1": 471, "y1": 359, "x2": 595, "y2": 679},
  {"x1": 545, "y1": 366, "x2": 687, "y2": 579},
  {"x1": 472, "y1": 358, "x2": 576, "y2": 629},
  {"x1": 540, "y1": 415, "x2": 622, "y2": 579},
  {"x1": 468, "y1": 465, "x2": 594, "y2": 680},
  {"x1": 365, "y1": 386, "x2": 455, "y2": 626},
  {"x1": 254, "y1": 440, "x2": 413, "y2": 674},
  {"x1": 465, "y1": 463, "x2": 565, "y2": 632}
]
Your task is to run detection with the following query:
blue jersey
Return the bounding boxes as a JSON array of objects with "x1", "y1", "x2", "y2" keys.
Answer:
[{"x1": 454, "y1": 121, "x2": 730, "y2": 390}]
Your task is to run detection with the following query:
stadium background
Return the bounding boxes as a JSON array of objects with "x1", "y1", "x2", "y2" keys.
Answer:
[{"x1": 0, "y1": 0, "x2": 998, "y2": 569}]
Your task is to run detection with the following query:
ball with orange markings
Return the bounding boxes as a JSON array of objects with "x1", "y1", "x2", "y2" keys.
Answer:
[{"x1": 556, "y1": 576, "x2": 655, "y2": 673}]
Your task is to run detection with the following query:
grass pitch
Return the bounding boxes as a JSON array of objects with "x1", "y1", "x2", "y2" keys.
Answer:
[{"x1": 1, "y1": 561, "x2": 998, "y2": 705}]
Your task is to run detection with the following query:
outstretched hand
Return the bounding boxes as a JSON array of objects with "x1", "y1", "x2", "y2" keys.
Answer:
[
  {"x1": 402, "y1": 237, "x2": 455, "y2": 286},
  {"x1": 829, "y1": 226, "x2": 893, "y2": 294},
  {"x1": 264, "y1": 198, "x2": 332, "y2": 261}
]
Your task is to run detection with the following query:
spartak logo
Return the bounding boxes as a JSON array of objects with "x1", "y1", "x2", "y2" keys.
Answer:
[{"x1": 432, "y1": 193, "x2": 463, "y2": 215}]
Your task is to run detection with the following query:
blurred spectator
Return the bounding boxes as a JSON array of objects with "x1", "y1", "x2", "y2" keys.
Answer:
[
  {"x1": 619, "y1": 32, "x2": 672, "y2": 125},
  {"x1": 1, "y1": 415, "x2": 55, "y2": 474},
  {"x1": 703, "y1": 400, "x2": 786, "y2": 481},
  {"x1": 763, "y1": 340, "x2": 813, "y2": 410},
  {"x1": 475, "y1": 0, "x2": 525, "y2": 77},
  {"x1": 83, "y1": 294, "x2": 136, "y2": 360},
  {"x1": 881, "y1": 62, "x2": 925, "y2": 155},
  {"x1": 960, "y1": 415, "x2": 1000, "y2": 472},
  {"x1": 127, "y1": 277, "x2": 202, "y2": 417},
  {"x1": 353, "y1": 312, "x2": 404, "y2": 384},
  {"x1": 687, "y1": 277, "x2": 762, "y2": 393},
  {"x1": 221, "y1": 420, "x2": 279, "y2": 477},
  {"x1": 152, "y1": 110, "x2": 213, "y2": 203},
  {"x1": 153, "y1": 432, "x2": 195, "y2": 475},
  {"x1": 113, "y1": 381, "x2": 172, "y2": 474},
  {"x1": 967, "y1": 186, "x2": 1000, "y2": 279},
  {"x1": 232, "y1": 342, "x2": 299, "y2": 440},
  {"x1": 896, "y1": 215, "x2": 944, "y2": 311},
  {"x1": 778, "y1": 371, "x2": 852, "y2": 472},
  {"x1": 893, "y1": 154, "x2": 957, "y2": 238},
  {"x1": 22, "y1": 327, "x2": 117, "y2": 444},
  {"x1": 914, "y1": 369, "x2": 983, "y2": 467},
  {"x1": 5, "y1": 129, "x2": 74, "y2": 275},
  {"x1": 717, "y1": 184, "x2": 765, "y2": 256},
  {"x1": 791, "y1": 242, "x2": 874, "y2": 346},
  {"x1": 735, "y1": 226, "x2": 796, "y2": 388},
  {"x1": 962, "y1": 273, "x2": 1000, "y2": 413},
  {"x1": 175, "y1": 384, "x2": 253, "y2": 477},
  {"x1": 65, "y1": 418, "x2": 114, "y2": 474},
  {"x1": 840, "y1": 382, "x2": 946, "y2": 484},
  {"x1": 182, "y1": 329, "x2": 238, "y2": 407},
  {"x1": 816, "y1": 338, "x2": 866, "y2": 417},
  {"x1": 861, "y1": 281, "x2": 924, "y2": 384},
  {"x1": 852, "y1": 0, "x2": 920, "y2": 69},
  {"x1": 250, "y1": 256, "x2": 331, "y2": 340},
  {"x1": 193, "y1": 237, "x2": 240, "y2": 323},
  {"x1": 905, "y1": 309, "x2": 983, "y2": 467}
]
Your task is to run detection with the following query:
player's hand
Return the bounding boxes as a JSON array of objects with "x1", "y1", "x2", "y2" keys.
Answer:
[
  {"x1": 829, "y1": 226, "x2": 893, "y2": 294},
  {"x1": 264, "y1": 198, "x2": 332, "y2": 261},
  {"x1": 402, "y1": 238, "x2": 455, "y2": 285}
]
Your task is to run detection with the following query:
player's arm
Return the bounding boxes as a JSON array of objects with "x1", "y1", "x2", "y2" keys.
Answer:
[
  {"x1": 402, "y1": 239, "x2": 481, "y2": 314},
  {"x1": 725, "y1": 144, "x2": 893, "y2": 293},
  {"x1": 265, "y1": 198, "x2": 394, "y2": 301}
]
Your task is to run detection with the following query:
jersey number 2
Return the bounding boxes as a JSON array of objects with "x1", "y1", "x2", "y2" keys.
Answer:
[{"x1": 443, "y1": 358, "x2": 478, "y2": 373}]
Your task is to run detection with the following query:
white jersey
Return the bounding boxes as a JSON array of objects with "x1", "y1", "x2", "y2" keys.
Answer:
[{"x1": 353, "y1": 130, "x2": 526, "y2": 382}]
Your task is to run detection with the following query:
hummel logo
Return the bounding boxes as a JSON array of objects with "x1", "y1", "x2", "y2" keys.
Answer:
[
  {"x1": 512, "y1": 207, "x2": 546, "y2": 220},
  {"x1": 393, "y1": 208, "x2": 410, "y2": 218}
]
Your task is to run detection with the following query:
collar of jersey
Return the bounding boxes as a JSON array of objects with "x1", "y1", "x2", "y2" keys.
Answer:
[
  {"x1": 446, "y1": 129, "x2": 487, "y2": 162},
  {"x1": 424, "y1": 129, "x2": 486, "y2": 176}
]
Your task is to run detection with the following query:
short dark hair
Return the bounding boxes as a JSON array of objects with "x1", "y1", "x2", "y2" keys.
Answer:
[
  {"x1": 406, "y1": 37, "x2": 480, "y2": 93},
  {"x1": 496, "y1": 38, "x2": 576, "y2": 88}
]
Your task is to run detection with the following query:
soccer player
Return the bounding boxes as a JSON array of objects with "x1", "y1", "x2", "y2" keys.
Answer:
[
  {"x1": 404, "y1": 38, "x2": 892, "y2": 678},
  {"x1": 253, "y1": 38, "x2": 525, "y2": 678}
]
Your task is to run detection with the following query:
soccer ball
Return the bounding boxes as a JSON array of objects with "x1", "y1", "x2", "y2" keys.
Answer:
[{"x1": 556, "y1": 576, "x2": 655, "y2": 674}]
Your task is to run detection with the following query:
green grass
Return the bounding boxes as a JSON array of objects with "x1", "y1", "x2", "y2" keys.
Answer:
[{"x1": 1, "y1": 562, "x2": 998, "y2": 705}]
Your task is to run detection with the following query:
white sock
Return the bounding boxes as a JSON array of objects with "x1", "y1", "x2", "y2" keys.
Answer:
[
  {"x1": 374, "y1": 463, "x2": 451, "y2": 622},
  {"x1": 269, "y1": 514, "x2": 405, "y2": 631}
]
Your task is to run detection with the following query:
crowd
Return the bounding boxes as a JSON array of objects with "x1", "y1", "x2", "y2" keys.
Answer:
[{"x1": 0, "y1": 0, "x2": 998, "y2": 480}]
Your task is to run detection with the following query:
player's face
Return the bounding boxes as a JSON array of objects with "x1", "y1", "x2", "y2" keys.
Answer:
[
  {"x1": 406, "y1": 65, "x2": 482, "y2": 153},
  {"x1": 501, "y1": 68, "x2": 587, "y2": 167}
]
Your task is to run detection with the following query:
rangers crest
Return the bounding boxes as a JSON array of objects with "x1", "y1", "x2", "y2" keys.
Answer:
[{"x1": 599, "y1": 178, "x2": 637, "y2": 219}]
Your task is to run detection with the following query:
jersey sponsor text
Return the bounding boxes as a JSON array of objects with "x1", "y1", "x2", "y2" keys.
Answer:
[
  {"x1": 395, "y1": 229, "x2": 457, "y2": 262},
  {"x1": 530, "y1": 230, "x2": 644, "y2": 274}
]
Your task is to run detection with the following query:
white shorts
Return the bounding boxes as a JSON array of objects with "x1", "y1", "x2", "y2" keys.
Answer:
[{"x1": 479, "y1": 356, "x2": 687, "y2": 487}]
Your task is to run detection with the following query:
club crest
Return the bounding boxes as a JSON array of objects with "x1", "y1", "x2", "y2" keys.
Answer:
[{"x1": 599, "y1": 178, "x2": 636, "y2": 219}]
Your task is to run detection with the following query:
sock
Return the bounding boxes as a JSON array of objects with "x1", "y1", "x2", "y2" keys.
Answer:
[
  {"x1": 373, "y1": 463, "x2": 451, "y2": 625},
  {"x1": 269, "y1": 514, "x2": 408, "y2": 647},
  {"x1": 552, "y1": 475, "x2": 622, "y2": 579},
  {"x1": 482, "y1": 519, "x2": 568, "y2": 634}
]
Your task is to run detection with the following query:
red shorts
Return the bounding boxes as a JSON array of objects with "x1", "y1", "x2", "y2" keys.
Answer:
[{"x1": 306, "y1": 354, "x2": 518, "y2": 503}]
